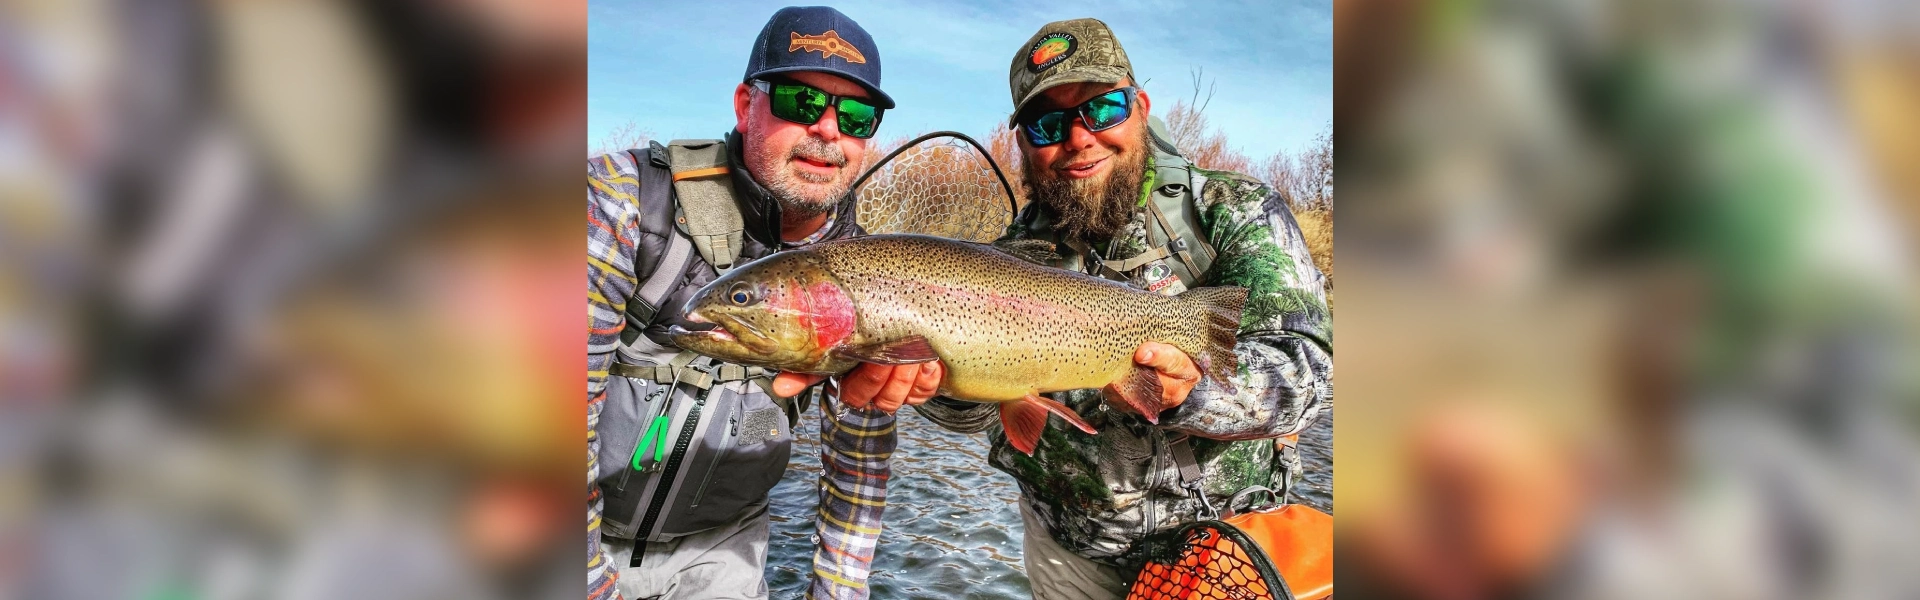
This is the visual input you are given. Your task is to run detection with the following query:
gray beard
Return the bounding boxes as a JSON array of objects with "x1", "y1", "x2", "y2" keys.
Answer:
[
  {"x1": 755, "y1": 134, "x2": 849, "y2": 219},
  {"x1": 1024, "y1": 130, "x2": 1149, "y2": 247}
]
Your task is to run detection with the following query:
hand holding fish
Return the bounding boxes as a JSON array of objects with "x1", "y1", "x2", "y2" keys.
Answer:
[
  {"x1": 771, "y1": 361, "x2": 945, "y2": 414},
  {"x1": 1115, "y1": 342, "x2": 1201, "y2": 417}
]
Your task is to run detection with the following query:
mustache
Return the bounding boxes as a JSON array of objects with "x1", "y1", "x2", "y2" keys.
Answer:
[
  {"x1": 789, "y1": 135, "x2": 847, "y2": 167},
  {"x1": 1049, "y1": 153, "x2": 1111, "y2": 171}
]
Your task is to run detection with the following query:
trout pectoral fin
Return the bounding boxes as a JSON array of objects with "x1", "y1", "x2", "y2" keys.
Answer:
[
  {"x1": 1102, "y1": 365, "x2": 1166, "y2": 424},
  {"x1": 1000, "y1": 395, "x2": 1098, "y2": 456},
  {"x1": 831, "y1": 335, "x2": 940, "y2": 365}
]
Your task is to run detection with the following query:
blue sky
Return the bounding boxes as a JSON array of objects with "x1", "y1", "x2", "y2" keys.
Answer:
[{"x1": 588, "y1": 0, "x2": 1329, "y2": 160}]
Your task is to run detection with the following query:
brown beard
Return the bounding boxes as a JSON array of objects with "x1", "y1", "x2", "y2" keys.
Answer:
[{"x1": 1023, "y1": 126, "x2": 1150, "y2": 246}]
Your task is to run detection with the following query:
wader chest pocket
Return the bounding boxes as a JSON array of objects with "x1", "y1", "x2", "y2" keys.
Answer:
[{"x1": 595, "y1": 367, "x2": 793, "y2": 542}]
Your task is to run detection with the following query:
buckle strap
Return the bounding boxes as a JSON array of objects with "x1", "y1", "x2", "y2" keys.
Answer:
[
  {"x1": 713, "y1": 364, "x2": 770, "y2": 382},
  {"x1": 1062, "y1": 238, "x2": 1128, "y2": 280},
  {"x1": 611, "y1": 351, "x2": 704, "y2": 383},
  {"x1": 1145, "y1": 199, "x2": 1207, "y2": 281},
  {"x1": 1168, "y1": 435, "x2": 1218, "y2": 519},
  {"x1": 1104, "y1": 245, "x2": 1172, "y2": 273}
]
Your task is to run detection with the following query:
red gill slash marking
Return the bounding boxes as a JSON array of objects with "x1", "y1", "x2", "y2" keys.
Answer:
[{"x1": 802, "y1": 280, "x2": 855, "y2": 352}]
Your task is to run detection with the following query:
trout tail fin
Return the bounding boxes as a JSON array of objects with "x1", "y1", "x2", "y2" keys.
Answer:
[{"x1": 1176, "y1": 286, "x2": 1247, "y2": 394}]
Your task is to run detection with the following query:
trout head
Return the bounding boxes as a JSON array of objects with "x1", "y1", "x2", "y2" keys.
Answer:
[{"x1": 667, "y1": 251, "x2": 857, "y2": 374}]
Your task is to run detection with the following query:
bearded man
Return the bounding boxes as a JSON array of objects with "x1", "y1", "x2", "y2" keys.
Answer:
[{"x1": 913, "y1": 18, "x2": 1333, "y2": 599}]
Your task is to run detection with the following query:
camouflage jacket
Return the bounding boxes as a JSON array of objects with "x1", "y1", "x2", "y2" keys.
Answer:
[{"x1": 915, "y1": 152, "x2": 1333, "y2": 566}]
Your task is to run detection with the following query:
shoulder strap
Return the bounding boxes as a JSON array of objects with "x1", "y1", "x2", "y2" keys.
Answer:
[
  {"x1": 618, "y1": 147, "x2": 696, "y2": 362},
  {"x1": 1140, "y1": 118, "x2": 1217, "y2": 285},
  {"x1": 664, "y1": 139, "x2": 746, "y2": 273}
]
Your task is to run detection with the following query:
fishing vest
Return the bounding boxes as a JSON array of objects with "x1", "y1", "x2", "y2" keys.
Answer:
[{"x1": 596, "y1": 139, "x2": 809, "y2": 547}]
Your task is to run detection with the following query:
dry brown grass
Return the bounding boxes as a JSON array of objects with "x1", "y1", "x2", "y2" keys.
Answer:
[{"x1": 1294, "y1": 206, "x2": 1334, "y2": 308}]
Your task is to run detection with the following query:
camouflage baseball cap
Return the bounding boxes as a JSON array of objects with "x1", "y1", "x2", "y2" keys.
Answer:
[{"x1": 1008, "y1": 18, "x2": 1135, "y2": 124}]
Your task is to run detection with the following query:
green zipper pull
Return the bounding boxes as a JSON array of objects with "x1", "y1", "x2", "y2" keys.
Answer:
[
  {"x1": 651, "y1": 414, "x2": 670, "y2": 462},
  {"x1": 631, "y1": 416, "x2": 663, "y2": 471}
]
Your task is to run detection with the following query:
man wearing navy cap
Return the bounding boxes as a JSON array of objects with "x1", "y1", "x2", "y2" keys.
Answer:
[{"x1": 588, "y1": 7, "x2": 938, "y2": 600}]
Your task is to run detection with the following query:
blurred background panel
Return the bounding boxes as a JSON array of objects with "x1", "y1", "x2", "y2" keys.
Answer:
[
  {"x1": 0, "y1": 0, "x2": 584, "y2": 598},
  {"x1": 1335, "y1": 0, "x2": 1920, "y2": 598}
]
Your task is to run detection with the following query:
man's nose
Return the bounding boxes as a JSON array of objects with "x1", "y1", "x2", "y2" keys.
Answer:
[
  {"x1": 807, "y1": 105, "x2": 842, "y2": 142},
  {"x1": 1062, "y1": 115, "x2": 1100, "y2": 150}
]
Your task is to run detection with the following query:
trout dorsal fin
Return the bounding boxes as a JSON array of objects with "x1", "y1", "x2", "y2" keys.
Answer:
[
  {"x1": 832, "y1": 335, "x2": 940, "y2": 365},
  {"x1": 993, "y1": 238, "x2": 1062, "y2": 265}
]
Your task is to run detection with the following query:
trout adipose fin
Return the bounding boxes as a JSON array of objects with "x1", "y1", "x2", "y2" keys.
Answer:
[{"x1": 1103, "y1": 365, "x2": 1166, "y2": 423}]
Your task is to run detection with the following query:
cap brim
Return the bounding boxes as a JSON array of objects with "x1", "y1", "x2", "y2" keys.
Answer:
[
  {"x1": 1009, "y1": 65, "x2": 1131, "y2": 126},
  {"x1": 747, "y1": 66, "x2": 896, "y2": 109}
]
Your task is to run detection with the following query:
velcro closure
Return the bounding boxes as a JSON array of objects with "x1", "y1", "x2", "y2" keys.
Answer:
[{"x1": 667, "y1": 139, "x2": 746, "y2": 270}]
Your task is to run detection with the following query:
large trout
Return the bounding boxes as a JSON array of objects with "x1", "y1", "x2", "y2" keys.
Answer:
[{"x1": 667, "y1": 234, "x2": 1246, "y2": 454}]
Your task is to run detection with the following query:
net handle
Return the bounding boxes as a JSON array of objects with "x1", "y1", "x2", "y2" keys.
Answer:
[{"x1": 850, "y1": 130, "x2": 1020, "y2": 227}]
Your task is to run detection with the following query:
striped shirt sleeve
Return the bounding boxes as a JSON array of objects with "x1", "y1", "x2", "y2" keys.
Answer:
[
  {"x1": 587, "y1": 152, "x2": 643, "y2": 600},
  {"x1": 808, "y1": 390, "x2": 896, "y2": 600}
]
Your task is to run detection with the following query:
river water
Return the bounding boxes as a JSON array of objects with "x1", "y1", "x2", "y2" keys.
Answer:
[{"x1": 764, "y1": 408, "x2": 1333, "y2": 598}]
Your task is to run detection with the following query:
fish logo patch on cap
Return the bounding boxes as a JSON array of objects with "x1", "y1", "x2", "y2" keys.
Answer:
[
  {"x1": 1027, "y1": 32, "x2": 1076, "y2": 72},
  {"x1": 790, "y1": 30, "x2": 867, "y2": 64}
]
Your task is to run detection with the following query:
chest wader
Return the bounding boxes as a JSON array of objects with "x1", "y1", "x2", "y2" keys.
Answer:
[
  {"x1": 1045, "y1": 118, "x2": 1322, "y2": 596},
  {"x1": 594, "y1": 140, "x2": 809, "y2": 560}
]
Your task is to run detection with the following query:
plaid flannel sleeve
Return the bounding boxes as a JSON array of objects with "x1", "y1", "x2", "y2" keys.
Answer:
[
  {"x1": 808, "y1": 390, "x2": 896, "y2": 600},
  {"x1": 587, "y1": 153, "x2": 643, "y2": 600}
]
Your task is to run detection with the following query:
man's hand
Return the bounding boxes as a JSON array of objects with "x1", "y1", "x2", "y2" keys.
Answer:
[
  {"x1": 1133, "y1": 342, "x2": 1202, "y2": 411},
  {"x1": 771, "y1": 361, "x2": 945, "y2": 414}
]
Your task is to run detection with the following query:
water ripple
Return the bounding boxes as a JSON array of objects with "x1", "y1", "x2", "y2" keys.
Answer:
[{"x1": 765, "y1": 410, "x2": 1332, "y2": 598}]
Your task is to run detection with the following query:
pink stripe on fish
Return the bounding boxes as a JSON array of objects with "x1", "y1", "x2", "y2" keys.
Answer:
[
  {"x1": 895, "y1": 277, "x2": 1093, "y2": 321},
  {"x1": 803, "y1": 281, "x2": 856, "y2": 350}
]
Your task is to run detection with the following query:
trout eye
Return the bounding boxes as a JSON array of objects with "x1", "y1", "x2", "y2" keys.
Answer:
[{"x1": 728, "y1": 285, "x2": 757, "y2": 306}]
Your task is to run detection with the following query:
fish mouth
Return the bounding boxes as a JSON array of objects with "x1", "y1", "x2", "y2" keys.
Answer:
[
  {"x1": 669, "y1": 310, "x2": 733, "y2": 342},
  {"x1": 669, "y1": 308, "x2": 778, "y2": 353},
  {"x1": 667, "y1": 324, "x2": 734, "y2": 343}
]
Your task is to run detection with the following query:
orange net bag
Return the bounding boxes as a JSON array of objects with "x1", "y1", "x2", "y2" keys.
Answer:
[{"x1": 1125, "y1": 505, "x2": 1333, "y2": 600}]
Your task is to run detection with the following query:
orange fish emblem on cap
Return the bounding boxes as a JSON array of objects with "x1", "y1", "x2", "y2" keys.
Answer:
[{"x1": 790, "y1": 30, "x2": 867, "y2": 64}]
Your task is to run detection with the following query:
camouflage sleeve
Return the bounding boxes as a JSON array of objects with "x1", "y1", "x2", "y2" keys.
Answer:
[
  {"x1": 912, "y1": 396, "x2": 1000, "y2": 434},
  {"x1": 587, "y1": 153, "x2": 642, "y2": 600},
  {"x1": 1159, "y1": 175, "x2": 1333, "y2": 440}
]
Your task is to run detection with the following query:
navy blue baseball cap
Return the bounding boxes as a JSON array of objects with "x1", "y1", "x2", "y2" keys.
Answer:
[{"x1": 743, "y1": 6, "x2": 894, "y2": 109}]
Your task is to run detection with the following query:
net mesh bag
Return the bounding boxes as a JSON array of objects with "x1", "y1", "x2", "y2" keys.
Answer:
[
  {"x1": 1126, "y1": 521, "x2": 1289, "y2": 600},
  {"x1": 853, "y1": 134, "x2": 1016, "y2": 243}
]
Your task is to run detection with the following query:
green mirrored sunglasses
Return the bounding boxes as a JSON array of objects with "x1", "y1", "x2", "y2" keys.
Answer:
[
  {"x1": 751, "y1": 79, "x2": 883, "y2": 139},
  {"x1": 1018, "y1": 87, "x2": 1138, "y2": 147}
]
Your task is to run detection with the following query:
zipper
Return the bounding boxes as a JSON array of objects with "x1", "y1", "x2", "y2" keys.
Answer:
[
  {"x1": 616, "y1": 386, "x2": 671, "y2": 491},
  {"x1": 1143, "y1": 429, "x2": 1161, "y2": 537},
  {"x1": 635, "y1": 389, "x2": 707, "y2": 539},
  {"x1": 689, "y1": 411, "x2": 739, "y2": 507}
]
